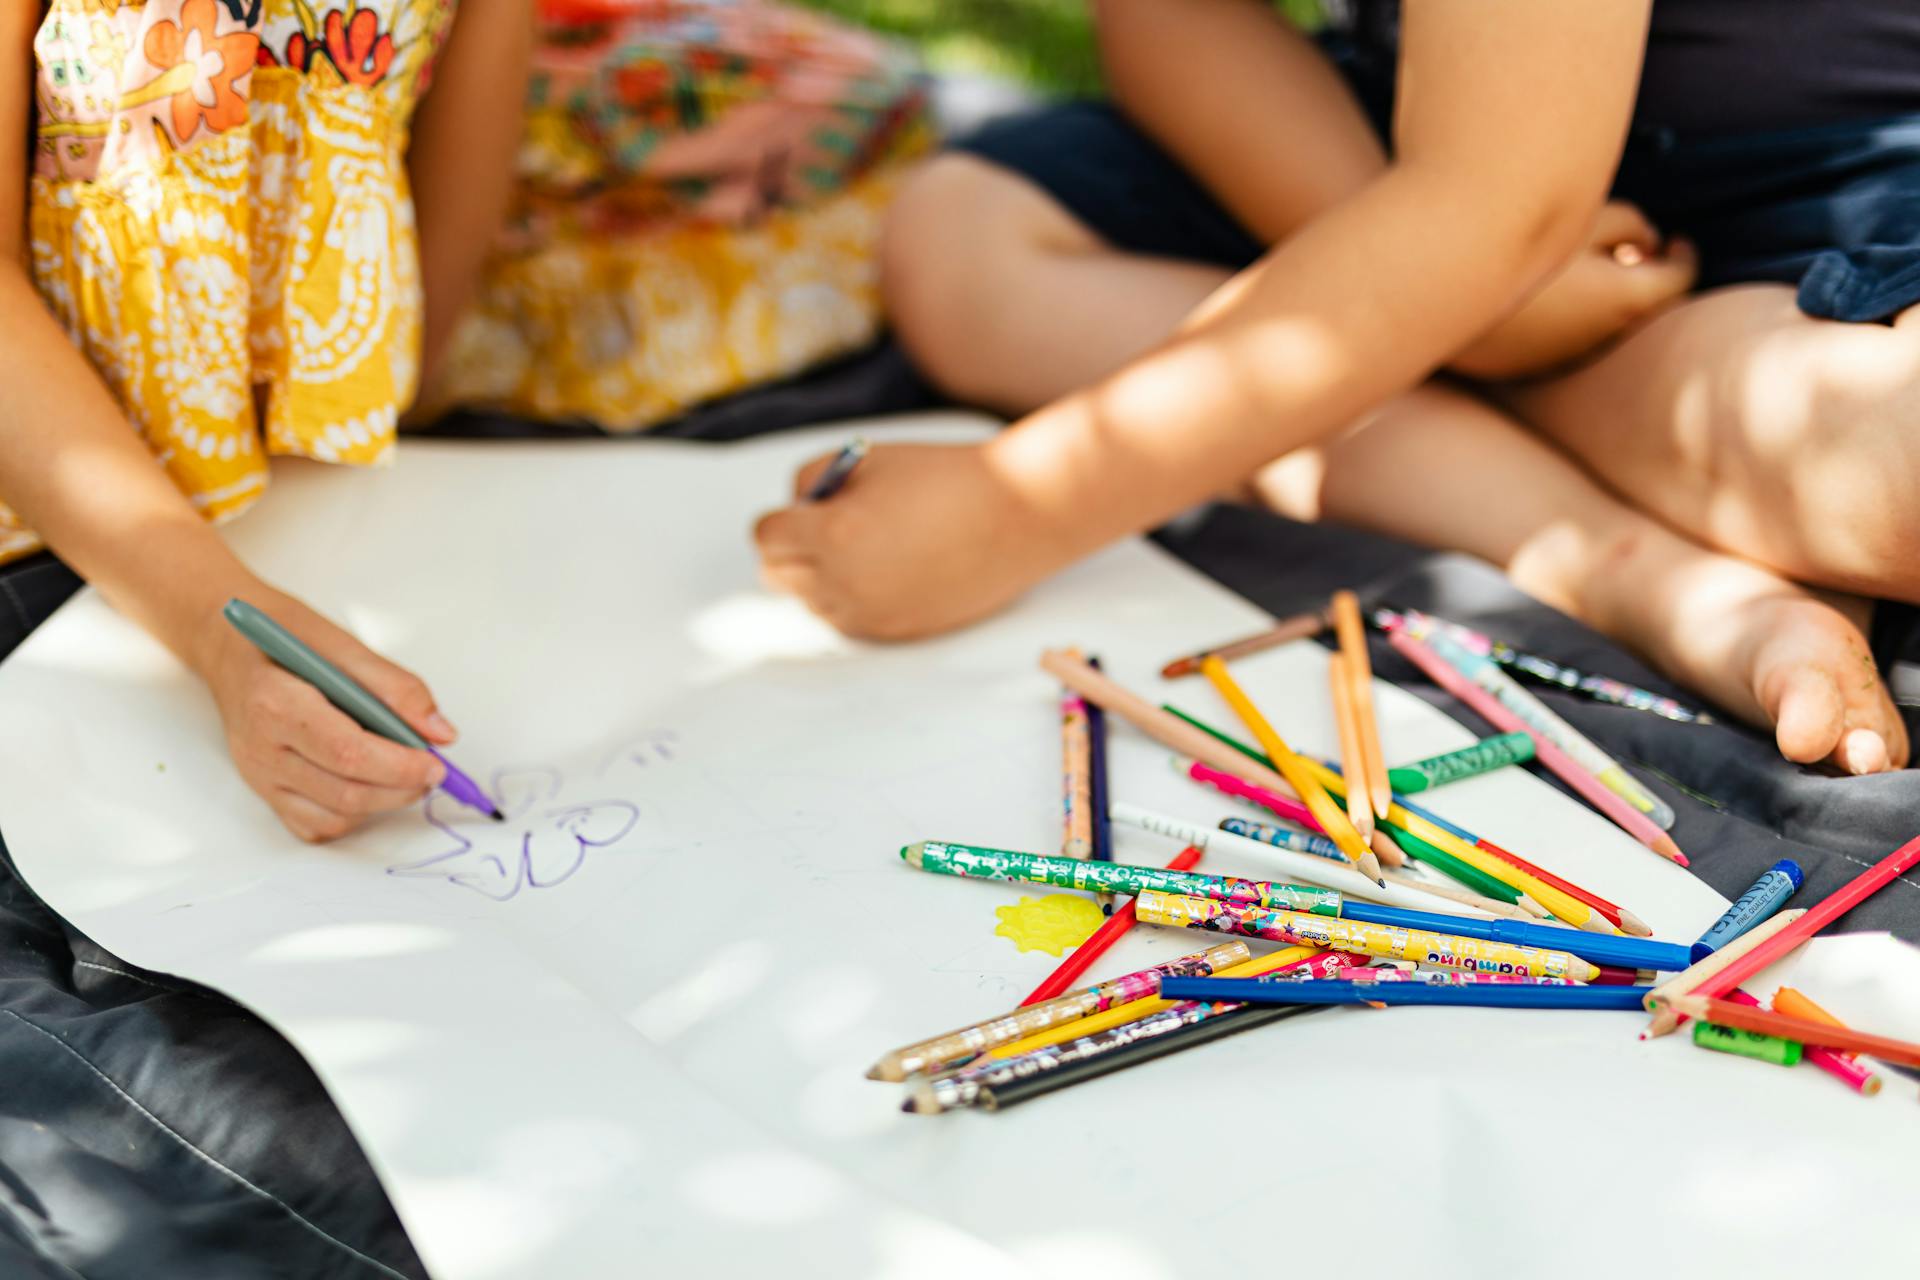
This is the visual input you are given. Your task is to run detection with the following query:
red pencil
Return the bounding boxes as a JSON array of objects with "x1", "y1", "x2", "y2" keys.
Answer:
[
  {"x1": 1474, "y1": 838, "x2": 1652, "y2": 937},
  {"x1": 1690, "y1": 833, "x2": 1920, "y2": 1002},
  {"x1": 1019, "y1": 845, "x2": 1203, "y2": 1006}
]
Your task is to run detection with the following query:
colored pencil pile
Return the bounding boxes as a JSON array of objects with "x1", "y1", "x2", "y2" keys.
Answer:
[{"x1": 870, "y1": 600, "x2": 1920, "y2": 1114}]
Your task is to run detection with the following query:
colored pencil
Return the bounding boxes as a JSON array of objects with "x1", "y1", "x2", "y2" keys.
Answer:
[
  {"x1": 867, "y1": 941, "x2": 1248, "y2": 1081},
  {"x1": 1389, "y1": 610, "x2": 1682, "y2": 828},
  {"x1": 992, "y1": 945, "x2": 1331, "y2": 1060},
  {"x1": 1641, "y1": 908, "x2": 1807, "y2": 1038},
  {"x1": 1160, "y1": 605, "x2": 1330, "y2": 679},
  {"x1": 1376, "y1": 868, "x2": 1539, "y2": 921},
  {"x1": 802, "y1": 436, "x2": 868, "y2": 500},
  {"x1": 1111, "y1": 802, "x2": 1498, "y2": 918},
  {"x1": 901, "y1": 841, "x2": 1344, "y2": 915},
  {"x1": 1327, "y1": 650, "x2": 1376, "y2": 843},
  {"x1": 1217, "y1": 815, "x2": 1346, "y2": 864},
  {"x1": 1017, "y1": 844, "x2": 1203, "y2": 1006},
  {"x1": 1159, "y1": 976, "x2": 1653, "y2": 1010},
  {"x1": 919, "y1": 952, "x2": 1355, "y2": 1112},
  {"x1": 1198, "y1": 655, "x2": 1385, "y2": 885},
  {"x1": 1335, "y1": 899, "x2": 1692, "y2": 972},
  {"x1": 1060, "y1": 681, "x2": 1094, "y2": 862},
  {"x1": 1301, "y1": 753, "x2": 1616, "y2": 933},
  {"x1": 1373, "y1": 605, "x2": 1712, "y2": 724},
  {"x1": 976, "y1": 1003, "x2": 1326, "y2": 1111},
  {"x1": 1135, "y1": 890, "x2": 1603, "y2": 981},
  {"x1": 1665, "y1": 994, "x2": 1920, "y2": 1070},
  {"x1": 1332, "y1": 591, "x2": 1392, "y2": 822},
  {"x1": 1038, "y1": 650, "x2": 1403, "y2": 872},
  {"x1": 1687, "y1": 835, "x2": 1920, "y2": 1004},
  {"x1": 1388, "y1": 631, "x2": 1687, "y2": 866},
  {"x1": 1163, "y1": 706, "x2": 1633, "y2": 933},
  {"x1": 1730, "y1": 989, "x2": 1881, "y2": 1096},
  {"x1": 1691, "y1": 860, "x2": 1803, "y2": 962},
  {"x1": 1192, "y1": 756, "x2": 1521, "y2": 906},
  {"x1": 1086, "y1": 656, "x2": 1115, "y2": 912},
  {"x1": 1386, "y1": 733, "x2": 1536, "y2": 793}
]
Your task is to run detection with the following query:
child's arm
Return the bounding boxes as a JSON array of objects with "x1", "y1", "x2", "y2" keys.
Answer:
[
  {"x1": 0, "y1": 10, "x2": 448, "y2": 840},
  {"x1": 1096, "y1": 0, "x2": 1693, "y2": 382},
  {"x1": 407, "y1": 0, "x2": 536, "y2": 396},
  {"x1": 758, "y1": 0, "x2": 1655, "y2": 638}
]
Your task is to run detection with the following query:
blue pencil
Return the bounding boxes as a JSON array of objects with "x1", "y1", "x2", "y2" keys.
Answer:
[
  {"x1": 1337, "y1": 901, "x2": 1692, "y2": 972},
  {"x1": 1157, "y1": 977, "x2": 1653, "y2": 1010},
  {"x1": 1087, "y1": 656, "x2": 1115, "y2": 914}
]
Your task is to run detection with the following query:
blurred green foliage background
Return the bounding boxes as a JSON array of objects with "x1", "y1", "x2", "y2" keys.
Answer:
[{"x1": 795, "y1": 0, "x2": 1325, "y2": 97}]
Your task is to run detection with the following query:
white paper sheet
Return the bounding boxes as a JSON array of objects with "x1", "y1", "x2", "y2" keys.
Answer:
[{"x1": 2, "y1": 415, "x2": 1916, "y2": 1279}]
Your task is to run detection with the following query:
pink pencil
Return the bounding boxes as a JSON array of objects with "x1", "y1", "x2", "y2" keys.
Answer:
[
  {"x1": 1388, "y1": 632, "x2": 1688, "y2": 867},
  {"x1": 1690, "y1": 834, "x2": 1920, "y2": 1003},
  {"x1": 1724, "y1": 989, "x2": 1882, "y2": 1095}
]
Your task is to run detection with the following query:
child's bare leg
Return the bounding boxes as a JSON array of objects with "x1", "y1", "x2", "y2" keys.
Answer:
[
  {"x1": 882, "y1": 156, "x2": 1233, "y2": 413},
  {"x1": 1497, "y1": 286, "x2": 1920, "y2": 604},
  {"x1": 1254, "y1": 382, "x2": 1909, "y2": 773}
]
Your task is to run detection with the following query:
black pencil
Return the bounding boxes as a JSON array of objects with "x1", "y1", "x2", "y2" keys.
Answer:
[
  {"x1": 1087, "y1": 656, "x2": 1114, "y2": 913},
  {"x1": 974, "y1": 1002, "x2": 1326, "y2": 1112}
]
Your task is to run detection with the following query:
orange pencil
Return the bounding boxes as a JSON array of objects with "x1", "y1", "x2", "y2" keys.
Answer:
[
  {"x1": 1199, "y1": 654, "x2": 1385, "y2": 886},
  {"x1": 1332, "y1": 591, "x2": 1391, "y2": 822},
  {"x1": 1327, "y1": 652, "x2": 1376, "y2": 844},
  {"x1": 1667, "y1": 994, "x2": 1920, "y2": 1070}
]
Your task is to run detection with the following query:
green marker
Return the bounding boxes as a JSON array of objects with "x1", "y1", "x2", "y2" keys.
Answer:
[
  {"x1": 223, "y1": 599, "x2": 502, "y2": 821},
  {"x1": 1386, "y1": 732, "x2": 1536, "y2": 794},
  {"x1": 1693, "y1": 1020, "x2": 1803, "y2": 1067},
  {"x1": 901, "y1": 841, "x2": 1342, "y2": 916}
]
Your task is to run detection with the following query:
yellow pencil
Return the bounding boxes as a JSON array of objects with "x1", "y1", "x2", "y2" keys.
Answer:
[
  {"x1": 1327, "y1": 651, "x2": 1376, "y2": 845},
  {"x1": 1332, "y1": 591, "x2": 1392, "y2": 822},
  {"x1": 1297, "y1": 755, "x2": 1617, "y2": 935},
  {"x1": 983, "y1": 945, "x2": 1322, "y2": 1061},
  {"x1": 1199, "y1": 655, "x2": 1385, "y2": 886}
]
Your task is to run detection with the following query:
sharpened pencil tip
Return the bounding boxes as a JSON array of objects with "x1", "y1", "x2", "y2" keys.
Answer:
[{"x1": 488, "y1": 807, "x2": 505, "y2": 822}]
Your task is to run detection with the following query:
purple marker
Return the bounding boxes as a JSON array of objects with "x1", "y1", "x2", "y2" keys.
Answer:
[{"x1": 224, "y1": 599, "x2": 504, "y2": 821}]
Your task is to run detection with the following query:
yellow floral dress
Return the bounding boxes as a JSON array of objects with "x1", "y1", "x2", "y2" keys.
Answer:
[{"x1": 8, "y1": 0, "x2": 928, "y2": 565}]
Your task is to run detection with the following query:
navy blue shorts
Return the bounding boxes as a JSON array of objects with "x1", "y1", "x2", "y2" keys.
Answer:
[{"x1": 957, "y1": 43, "x2": 1920, "y2": 324}]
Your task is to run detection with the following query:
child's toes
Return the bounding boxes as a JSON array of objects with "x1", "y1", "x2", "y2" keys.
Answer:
[
  {"x1": 1762, "y1": 662, "x2": 1847, "y2": 766},
  {"x1": 1832, "y1": 726, "x2": 1890, "y2": 776}
]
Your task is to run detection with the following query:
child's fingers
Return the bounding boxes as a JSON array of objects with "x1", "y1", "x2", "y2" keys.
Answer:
[
  {"x1": 790, "y1": 451, "x2": 841, "y2": 502},
  {"x1": 269, "y1": 790, "x2": 362, "y2": 844},
  {"x1": 1590, "y1": 200, "x2": 1660, "y2": 256},
  {"x1": 274, "y1": 749, "x2": 436, "y2": 818},
  {"x1": 752, "y1": 504, "x2": 826, "y2": 561},
  {"x1": 331, "y1": 645, "x2": 457, "y2": 744},
  {"x1": 277, "y1": 682, "x2": 447, "y2": 789},
  {"x1": 1617, "y1": 235, "x2": 1699, "y2": 310}
]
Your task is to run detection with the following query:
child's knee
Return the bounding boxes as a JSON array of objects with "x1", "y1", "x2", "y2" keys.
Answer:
[{"x1": 881, "y1": 154, "x2": 1080, "y2": 393}]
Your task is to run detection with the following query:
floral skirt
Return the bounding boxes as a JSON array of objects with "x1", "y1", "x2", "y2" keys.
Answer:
[{"x1": 433, "y1": 0, "x2": 933, "y2": 429}]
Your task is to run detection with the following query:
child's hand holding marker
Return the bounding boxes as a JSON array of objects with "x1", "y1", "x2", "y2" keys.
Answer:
[
  {"x1": 204, "y1": 593, "x2": 489, "y2": 843},
  {"x1": 757, "y1": 439, "x2": 1075, "y2": 640}
]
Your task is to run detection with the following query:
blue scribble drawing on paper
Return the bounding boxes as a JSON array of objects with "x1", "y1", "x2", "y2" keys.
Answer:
[{"x1": 388, "y1": 765, "x2": 639, "y2": 901}]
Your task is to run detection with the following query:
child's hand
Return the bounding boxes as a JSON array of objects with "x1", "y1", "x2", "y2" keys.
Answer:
[
  {"x1": 195, "y1": 587, "x2": 454, "y2": 842},
  {"x1": 1451, "y1": 202, "x2": 1698, "y2": 381},
  {"x1": 754, "y1": 441, "x2": 1070, "y2": 640}
]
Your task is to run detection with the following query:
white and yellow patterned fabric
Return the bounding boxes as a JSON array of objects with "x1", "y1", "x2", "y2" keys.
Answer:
[{"x1": 9, "y1": 0, "x2": 928, "y2": 564}]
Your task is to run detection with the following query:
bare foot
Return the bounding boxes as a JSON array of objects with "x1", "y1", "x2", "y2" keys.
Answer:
[{"x1": 1573, "y1": 531, "x2": 1909, "y2": 774}]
